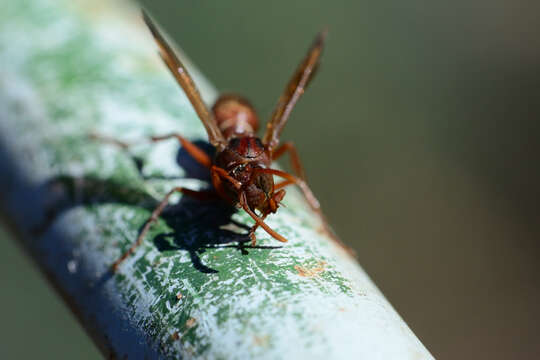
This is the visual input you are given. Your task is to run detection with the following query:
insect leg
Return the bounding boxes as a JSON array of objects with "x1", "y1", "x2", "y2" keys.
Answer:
[
  {"x1": 211, "y1": 165, "x2": 242, "y2": 189},
  {"x1": 257, "y1": 168, "x2": 355, "y2": 255},
  {"x1": 150, "y1": 134, "x2": 211, "y2": 168},
  {"x1": 274, "y1": 179, "x2": 294, "y2": 191},
  {"x1": 247, "y1": 212, "x2": 269, "y2": 246},
  {"x1": 209, "y1": 167, "x2": 282, "y2": 245},
  {"x1": 271, "y1": 141, "x2": 306, "y2": 180},
  {"x1": 89, "y1": 132, "x2": 132, "y2": 149},
  {"x1": 239, "y1": 192, "x2": 288, "y2": 243},
  {"x1": 111, "y1": 187, "x2": 216, "y2": 271},
  {"x1": 210, "y1": 166, "x2": 237, "y2": 204},
  {"x1": 255, "y1": 168, "x2": 321, "y2": 212},
  {"x1": 90, "y1": 132, "x2": 211, "y2": 169}
]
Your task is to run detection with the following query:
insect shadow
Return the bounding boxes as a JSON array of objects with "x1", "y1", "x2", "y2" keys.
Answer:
[{"x1": 37, "y1": 140, "x2": 282, "y2": 274}]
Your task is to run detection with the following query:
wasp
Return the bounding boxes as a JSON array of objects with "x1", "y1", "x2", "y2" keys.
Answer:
[{"x1": 111, "y1": 12, "x2": 342, "y2": 270}]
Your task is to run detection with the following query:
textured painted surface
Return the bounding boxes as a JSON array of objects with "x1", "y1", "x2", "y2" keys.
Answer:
[{"x1": 0, "y1": 0, "x2": 433, "y2": 358}]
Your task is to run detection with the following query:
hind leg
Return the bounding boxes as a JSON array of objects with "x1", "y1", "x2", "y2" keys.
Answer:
[{"x1": 111, "y1": 187, "x2": 216, "y2": 271}]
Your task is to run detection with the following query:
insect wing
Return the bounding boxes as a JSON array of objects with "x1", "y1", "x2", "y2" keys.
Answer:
[
  {"x1": 142, "y1": 11, "x2": 226, "y2": 149},
  {"x1": 262, "y1": 30, "x2": 326, "y2": 151}
]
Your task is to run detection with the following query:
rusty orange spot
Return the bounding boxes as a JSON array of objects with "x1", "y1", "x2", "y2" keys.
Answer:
[
  {"x1": 294, "y1": 261, "x2": 327, "y2": 277},
  {"x1": 171, "y1": 331, "x2": 180, "y2": 340},
  {"x1": 185, "y1": 317, "x2": 197, "y2": 329},
  {"x1": 176, "y1": 293, "x2": 183, "y2": 300},
  {"x1": 253, "y1": 335, "x2": 270, "y2": 347}
]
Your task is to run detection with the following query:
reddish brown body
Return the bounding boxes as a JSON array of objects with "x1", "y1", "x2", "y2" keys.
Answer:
[
  {"x1": 214, "y1": 136, "x2": 274, "y2": 209},
  {"x1": 212, "y1": 99, "x2": 283, "y2": 216},
  {"x1": 108, "y1": 12, "x2": 347, "y2": 271}
]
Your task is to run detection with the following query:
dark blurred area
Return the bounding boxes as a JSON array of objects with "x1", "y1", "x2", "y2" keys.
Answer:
[{"x1": 2, "y1": 0, "x2": 539, "y2": 358}]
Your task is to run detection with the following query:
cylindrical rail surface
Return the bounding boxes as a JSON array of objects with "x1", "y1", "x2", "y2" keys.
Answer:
[{"x1": 0, "y1": 0, "x2": 433, "y2": 358}]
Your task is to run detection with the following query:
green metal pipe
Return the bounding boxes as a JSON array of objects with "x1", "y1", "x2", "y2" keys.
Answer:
[{"x1": 0, "y1": 0, "x2": 433, "y2": 358}]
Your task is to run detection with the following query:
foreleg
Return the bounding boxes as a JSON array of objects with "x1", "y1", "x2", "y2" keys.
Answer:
[{"x1": 239, "y1": 192, "x2": 287, "y2": 244}]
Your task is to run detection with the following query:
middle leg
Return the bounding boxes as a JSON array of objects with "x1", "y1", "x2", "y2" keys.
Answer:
[
  {"x1": 90, "y1": 132, "x2": 212, "y2": 169},
  {"x1": 272, "y1": 141, "x2": 306, "y2": 180},
  {"x1": 256, "y1": 168, "x2": 321, "y2": 213},
  {"x1": 254, "y1": 168, "x2": 355, "y2": 255}
]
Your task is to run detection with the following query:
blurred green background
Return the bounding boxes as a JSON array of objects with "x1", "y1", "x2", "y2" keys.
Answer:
[{"x1": 2, "y1": 0, "x2": 539, "y2": 358}]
